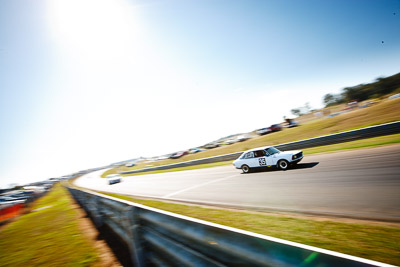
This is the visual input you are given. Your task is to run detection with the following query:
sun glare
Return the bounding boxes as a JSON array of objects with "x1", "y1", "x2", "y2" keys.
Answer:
[{"x1": 46, "y1": 0, "x2": 138, "y2": 60}]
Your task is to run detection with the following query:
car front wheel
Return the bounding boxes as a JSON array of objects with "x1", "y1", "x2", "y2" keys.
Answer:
[
  {"x1": 278, "y1": 160, "x2": 289, "y2": 170},
  {"x1": 241, "y1": 165, "x2": 250, "y2": 173}
]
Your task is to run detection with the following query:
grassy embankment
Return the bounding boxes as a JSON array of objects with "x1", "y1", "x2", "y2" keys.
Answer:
[
  {"x1": 103, "y1": 97, "x2": 400, "y2": 177},
  {"x1": 0, "y1": 184, "x2": 100, "y2": 266},
  {"x1": 103, "y1": 192, "x2": 400, "y2": 266}
]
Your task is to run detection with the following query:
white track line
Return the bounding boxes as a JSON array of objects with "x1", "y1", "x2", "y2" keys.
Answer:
[{"x1": 163, "y1": 174, "x2": 240, "y2": 198}]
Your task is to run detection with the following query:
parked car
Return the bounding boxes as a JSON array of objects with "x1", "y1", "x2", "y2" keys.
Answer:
[
  {"x1": 284, "y1": 118, "x2": 299, "y2": 128},
  {"x1": 233, "y1": 146, "x2": 303, "y2": 173},
  {"x1": 169, "y1": 151, "x2": 188, "y2": 159},
  {"x1": 224, "y1": 139, "x2": 237, "y2": 145},
  {"x1": 0, "y1": 196, "x2": 23, "y2": 203},
  {"x1": 204, "y1": 142, "x2": 219, "y2": 149},
  {"x1": 256, "y1": 127, "x2": 271, "y2": 135},
  {"x1": 236, "y1": 134, "x2": 251, "y2": 142},
  {"x1": 327, "y1": 112, "x2": 342, "y2": 118},
  {"x1": 388, "y1": 93, "x2": 400, "y2": 99},
  {"x1": 157, "y1": 154, "x2": 172, "y2": 160},
  {"x1": 8, "y1": 191, "x2": 34, "y2": 199},
  {"x1": 344, "y1": 101, "x2": 359, "y2": 111},
  {"x1": 106, "y1": 174, "x2": 122, "y2": 185},
  {"x1": 189, "y1": 148, "x2": 206, "y2": 153},
  {"x1": 360, "y1": 100, "x2": 376, "y2": 108},
  {"x1": 269, "y1": 124, "x2": 282, "y2": 132}
]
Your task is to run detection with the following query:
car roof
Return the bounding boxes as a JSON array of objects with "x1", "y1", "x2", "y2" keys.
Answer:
[{"x1": 242, "y1": 146, "x2": 272, "y2": 153}]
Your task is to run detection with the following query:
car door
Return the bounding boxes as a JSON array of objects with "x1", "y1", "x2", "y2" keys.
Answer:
[
  {"x1": 241, "y1": 151, "x2": 259, "y2": 167},
  {"x1": 265, "y1": 147, "x2": 281, "y2": 165},
  {"x1": 254, "y1": 150, "x2": 274, "y2": 167}
]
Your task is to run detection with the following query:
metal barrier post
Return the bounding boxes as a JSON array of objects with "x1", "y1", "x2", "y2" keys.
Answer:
[{"x1": 127, "y1": 206, "x2": 145, "y2": 267}]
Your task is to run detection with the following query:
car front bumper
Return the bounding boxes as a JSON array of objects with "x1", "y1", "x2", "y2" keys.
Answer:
[{"x1": 291, "y1": 157, "x2": 303, "y2": 164}]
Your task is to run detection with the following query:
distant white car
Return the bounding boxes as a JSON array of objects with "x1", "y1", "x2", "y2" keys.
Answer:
[
  {"x1": 106, "y1": 174, "x2": 122, "y2": 185},
  {"x1": 233, "y1": 146, "x2": 303, "y2": 173},
  {"x1": 236, "y1": 134, "x2": 251, "y2": 142},
  {"x1": 224, "y1": 139, "x2": 237, "y2": 145}
]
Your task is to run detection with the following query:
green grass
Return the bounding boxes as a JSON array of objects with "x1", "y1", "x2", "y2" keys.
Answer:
[
  {"x1": 104, "y1": 133, "x2": 400, "y2": 177},
  {"x1": 103, "y1": 193, "x2": 400, "y2": 266},
  {"x1": 0, "y1": 184, "x2": 99, "y2": 267},
  {"x1": 104, "y1": 97, "x2": 400, "y2": 177}
]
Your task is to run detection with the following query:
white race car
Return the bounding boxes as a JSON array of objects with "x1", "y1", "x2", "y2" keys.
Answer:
[{"x1": 233, "y1": 146, "x2": 303, "y2": 173}]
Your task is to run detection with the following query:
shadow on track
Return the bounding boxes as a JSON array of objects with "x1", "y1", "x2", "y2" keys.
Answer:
[
  {"x1": 243, "y1": 162, "x2": 319, "y2": 174},
  {"x1": 291, "y1": 162, "x2": 319, "y2": 170}
]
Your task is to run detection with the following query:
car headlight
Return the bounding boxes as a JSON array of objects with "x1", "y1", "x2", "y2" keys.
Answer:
[{"x1": 292, "y1": 155, "x2": 297, "y2": 160}]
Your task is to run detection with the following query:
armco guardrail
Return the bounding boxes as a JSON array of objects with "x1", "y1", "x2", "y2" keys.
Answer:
[
  {"x1": 275, "y1": 121, "x2": 400, "y2": 151},
  {"x1": 122, "y1": 121, "x2": 400, "y2": 175},
  {"x1": 67, "y1": 187, "x2": 393, "y2": 267}
]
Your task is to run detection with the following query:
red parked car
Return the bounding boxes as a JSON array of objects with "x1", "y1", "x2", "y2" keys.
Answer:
[
  {"x1": 169, "y1": 151, "x2": 188, "y2": 159},
  {"x1": 269, "y1": 124, "x2": 282, "y2": 132}
]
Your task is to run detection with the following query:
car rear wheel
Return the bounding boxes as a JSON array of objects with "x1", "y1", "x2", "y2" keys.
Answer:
[
  {"x1": 278, "y1": 160, "x2": 289, "y2": 170},
  {"x1": 241, "y1": 165, "x2": 250, "y2": 173}
]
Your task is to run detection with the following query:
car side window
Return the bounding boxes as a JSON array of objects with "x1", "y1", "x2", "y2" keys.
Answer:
[
  {"x1": 243, "y1": 152, "x2": 254, "y2": 159},
  {"x1": 254, "y1": 150, "x2": 266, "y2": 158}
]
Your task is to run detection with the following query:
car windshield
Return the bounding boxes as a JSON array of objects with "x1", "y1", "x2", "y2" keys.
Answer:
[{"x1": 266, "y1": 147, "x2": 280, "y2": 155}]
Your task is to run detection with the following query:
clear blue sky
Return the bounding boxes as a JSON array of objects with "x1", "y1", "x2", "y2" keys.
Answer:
[{"x1": 0, "y1": 0, "x2": 399, "y2": 187}]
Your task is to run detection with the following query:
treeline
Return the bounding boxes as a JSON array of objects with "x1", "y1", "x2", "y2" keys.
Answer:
[{"x1": 323, "y1": 72, "x2": 400, "y2": 107}]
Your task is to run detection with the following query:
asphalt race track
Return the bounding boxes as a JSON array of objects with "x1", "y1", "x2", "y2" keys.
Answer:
[{"x1": 75, "y1": 145, "x2": 400, "y2": 221}]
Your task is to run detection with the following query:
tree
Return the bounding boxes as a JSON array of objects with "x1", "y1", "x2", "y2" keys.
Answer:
[
  {"x1": 323, "y1": 93, "x2": 344, "y2": 107},
  {"x1": 291, "y1": 108, "x2": 302, "y2": 116},
  {"x1": 323, "y1": 72, "x2": 400, "y2": 106},
  {"x1": 323, "y1": 94, "x2": 334, "y2": 106}
]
